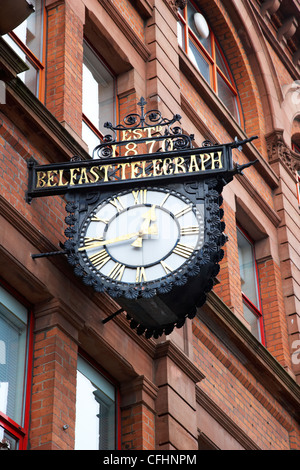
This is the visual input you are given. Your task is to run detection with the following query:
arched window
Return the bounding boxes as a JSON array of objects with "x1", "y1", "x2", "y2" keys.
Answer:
[
  {"x1": 3, "y1": 0, "x2": 45, "y2": 101},
  {"x1": 178, "y1": 1, "x2": 241, "y2": 124}
]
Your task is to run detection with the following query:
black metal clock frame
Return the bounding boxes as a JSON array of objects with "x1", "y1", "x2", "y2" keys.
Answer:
[{"x1": 28, "y1": 97, "x2": 258, "y2": 338}]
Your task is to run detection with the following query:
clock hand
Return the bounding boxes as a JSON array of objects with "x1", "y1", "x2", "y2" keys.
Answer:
[
  {"x1": 131, "y1": 205, "x2": 157, "y2": 248},
  {"x1": 78, "y1": 225, "x2": 158, "y2": 251},
  {"x1": 78, "y1": 231, "x2": 141, "y2": 250}
]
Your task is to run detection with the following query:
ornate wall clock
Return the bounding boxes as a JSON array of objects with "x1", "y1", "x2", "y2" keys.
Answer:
[
  {"x1": 28, "y1": 97, "x2": 256, "y2": 338},
  {"x1": 64, "y1": 179, "x2": 226, "y2": 338}
]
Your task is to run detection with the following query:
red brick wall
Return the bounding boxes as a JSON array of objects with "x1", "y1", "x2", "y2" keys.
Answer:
[
  {"x1": 258, "y1": 258, "x2": 292, "y2": 371},
  {"x1": 193, "y1": 316, "x2": 300, "y2": 450},
  {"x1": 121, "y1": 404, "x2": 155, "y2": 450},
  {"x1": 213, "y1": 201, "x2": 244, "y2": 322},
  {"x1": 45, "y1": 1, "x2": 83, "y2": 138},
  {"x1": 30, "y1": 326, "x2": 78, "y2": 450}
]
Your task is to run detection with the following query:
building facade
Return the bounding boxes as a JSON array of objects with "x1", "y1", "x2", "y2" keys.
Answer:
[{"x1": 0, "y1": 0, "x2": 299, "y2": 451}]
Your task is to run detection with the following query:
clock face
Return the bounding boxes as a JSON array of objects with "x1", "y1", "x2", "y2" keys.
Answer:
[{"x1": 77, "y1": 188, "x2": 205, "y2": 292}]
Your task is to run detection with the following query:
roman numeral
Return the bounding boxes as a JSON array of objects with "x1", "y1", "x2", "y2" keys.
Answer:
[
  {"x1": 174, "y1": 206, "x2": 192, "y2": 218},
  {"x1": 91, "y1": 216, "x2": 109, "y2": 224},
  {"x1": 89, "y1": 249, "x2": 111, "y2": 268},
  {"x1": 83, "y1": 237, "x2": 104, "y2": 247},
  {"x1": 108, "y1": 263, "x2": 125, "y2": 281},
  {"x1": 173, "y1": 243, "x2": 194, "y2": 259},
  {"x1": 109, "y1": 197, "x2": 124, "y2": 212},
  {"x1": 159, "y1": 192, "x2": 170, "y2": 207},
  {"x1": 160, "y1": 260, "x2": 173, "y2": 274},
  {"x1": 136, "y1": 266, "x2": 147, "y2": 282},
  {"x1": 180, "y1": 226, "x2": 200, "y2": 236},
  {"x1": 132, "y1": 189, "x2": 147, "y2": 204}
]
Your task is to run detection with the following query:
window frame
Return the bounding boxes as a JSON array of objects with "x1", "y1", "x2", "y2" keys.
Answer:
[
  {"x1": 178, "y1": 0, "x2": 243, "y2": 125},
  {"x1": 0, "y1": 280, "x2": 34, "y2": 450},
  {"x1": 4, "y1": 0, "x2": 46, "y2": 102},
  {"x1": 75, "y1": 349, "x2": 121, "y2": 451},
  {"x1": 236, "y1": 226, "x2": 265, "y2": 345},
  {"x1": 82, "y1": 38, "x2": 117, "y2": 157}
]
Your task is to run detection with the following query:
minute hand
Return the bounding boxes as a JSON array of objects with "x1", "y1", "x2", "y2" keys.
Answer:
[{"x1": 78, "y1": 231, "x2": 141, "y2": 250}]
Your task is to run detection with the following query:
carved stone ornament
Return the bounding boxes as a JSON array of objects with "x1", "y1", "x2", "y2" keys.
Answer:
[
  {"x1": 266, "y1": 129, "x2": 300, "y2": 173},
  {"x1": 167, "y1": 0, "x2": 187, "y2": 14}
]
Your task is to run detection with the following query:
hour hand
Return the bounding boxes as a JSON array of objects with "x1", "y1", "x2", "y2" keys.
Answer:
[
  {"x1": 131, "y1": 224, "x2": 158, "y2": 248},
  {"x1": 131, "y1": 206, "x2": 158, "y2": 248}
]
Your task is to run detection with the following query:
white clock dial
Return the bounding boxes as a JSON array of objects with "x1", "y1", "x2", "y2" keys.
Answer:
[{"x1": 78, "y1": 188, "x2": 205, "y2": 286}]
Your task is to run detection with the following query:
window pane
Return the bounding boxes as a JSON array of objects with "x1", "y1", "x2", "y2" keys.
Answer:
[
  {"x1": 189, "y1": 40, "x2": 210, "y2": 83},
  {"x1": 177, "y1": 20, "x2": 185, "y2": 50},
  {"x1": 243, "y1": 302, "x2": 261, "y2": 342},
  {"x1": 2, "y1": 0, "x2": 43, "y2": 96},
  {"x1": 217, "y1": 73, "x2": 240, "y2": 123},
  {"x1": 0, "y1": 425, "x2": 19, "y2": 450},
  {"x1": 82, "y1": 120, "x2": 101, "y2": 157},
  {"x1": 75, "y1": 357, "x2": 116, "y2": 450},
  {"x1": 237, "y1": 229, "x2": 259, "y2": 308},
  {"x1": 83, "y1": 42, "x2": 115, "y2": 136},
  {"x1": 187, "y1": 1, "x2": 211, "y2": 54},
  {"x1": 2, "y1": 37, "x2": 39, "y2": 94},
  {"x1": 0, "y1": 286, "x2": 27, "y2": 425},
  {"x1": 215, "y1": 44, "x2": 231, "y2": 81},
  {"x1": 3, "y1": 0, "x2": 43, "y2": 61}
]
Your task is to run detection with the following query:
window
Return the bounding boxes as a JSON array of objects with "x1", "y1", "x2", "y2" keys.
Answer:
[
  {"x1": 75, "y1": 355, "x2": 119, "y2": 450},
  {"x1": 178, "y1": 1, "x2": 241, "y2": 124},
  {"x1": 2, "y1": 0, "x2": 45, "y2": 101},
  {"x1": 0, "y1": 284, "x2": 33, "y2": 450},
  {"x1": 82, "y1": 40, "x2": 116, "y2": 156},
  {"x1": 237, "y1": 227, "x2": 264, "y2": 343}
]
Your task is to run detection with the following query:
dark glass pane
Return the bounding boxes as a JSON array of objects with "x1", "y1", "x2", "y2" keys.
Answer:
[
  {"x1": 243, "y1": 302, "x2": 261, "y2": 342},
  {"x1": 215, "y1": 44, "x2": 231, "y2": 81},
  {"x1": 237, "y1": 229, "x2": 259, "y2": 308},
  {"x1": 189, "y1": 40, "x2": 210, "y2": 83},
  {"x1": 187, "y1": 2, "x2": 211, "y2": 54},
  {"x1": 217, "y1": 73, "x2": 240, "y2": 123}
]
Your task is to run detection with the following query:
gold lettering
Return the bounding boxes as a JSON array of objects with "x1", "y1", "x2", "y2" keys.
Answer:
[
  {"x1": 111, "y1": 144, "x2": 118, "y2": 158},
  {"x1": 108, "y1": 263, "x2": 125, "y2": 281},
  {"x1": 136, "y1": 266, "x2": 147, "y2": 282},
  {"x1": 174, "y1": 157, "x2": 186, "y2": 174},
  {"x1": 162, "y1": 158, "x2": 173, "y2": 175},
  {"x1": 133, "y1": 128, "x2": 143, "y2": 140},
  {"x1": 125, "y1": 142, "x2": 138, "y2": 156},
  {"x1": 173, "y1": 243, "x2": 194, "y2": 258},
  {"x1": 78, "y1": 168, "x2": 89, "y2": 185},
  {"x1": 211, "y1": 151, "x2": 223, "y2": 170},
  {"x1": 159, "y1": 192, "x2": 170, "y2": 207},
  {"x1": 147, "y1": 140, "x2": 156, "y2": 154},
  {"x1": 119, "y1": 162, "x2": 130, "y2": 180},
  {"x1": 46, "y1": 170, "x2": 58, "y2": 187},
  {"x1": 99, "y1": 164, "x2": 112, "y2": 182},
  {"x1": 131, "y1": 161, "x2": 142, "y2": 179},
  {"x1": 200, "y1": 153, "x2": 211, "y2": 171},
  {"x1": 132, "y1": 189, "x2": 147, "y2": 204},
  {"x1": 69, "y1": 168, "x2": 80, "y2": 185},
  {"x1": 36, "y1": 171, "x2": 47, "y2": 188},
  {"x1": 110, "y1": 197, "x2": 124, "y2": 212},
  {"x1": 153, "y1": 159, "x2": 162, "y2": 176},
  {"x1": 175, "y1": 206, "x2": 192, "y2": 218},
  {"x1": 89, "y1": 166, "x2": 100, "y2": 183},
  {"x1": 122, "y1": 130, "x2": 131, "y2": 141},
  {"x1": 162, "y1": 138, "x2": 174, "y2": 152},
  {"x1": 188, "y1": 155, "x2": 200, "y2": 173},
  {"x1": 89, "y1": 249, "x2": 111, "y2": 269},
  {"x1": 160, "y1": 260, "x2": 173, "y2": 274},
  {"x1": 58, "y1": 169, "x2": 68, "y2": 186},
  {"x1": 180, "y1": 226, "x2": 200, "y2": 236}
]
